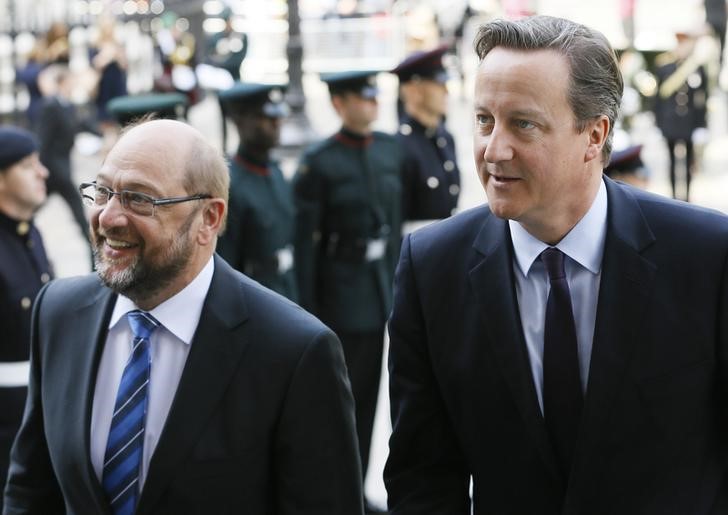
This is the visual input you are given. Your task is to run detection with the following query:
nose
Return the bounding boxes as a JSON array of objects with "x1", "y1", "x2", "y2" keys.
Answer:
[
  {"x1": 482, "y1": 124, "x2": 514, "y2": 164},
  {"x1": 36, "y1": 161, "x2": 49, "y2": 179},
  {"x1": 96, "y1": 193, "x2": 129, "y2": 230}
]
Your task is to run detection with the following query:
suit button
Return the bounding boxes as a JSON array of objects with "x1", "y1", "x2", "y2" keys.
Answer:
[
  {"x1": 427, "y1": 177, "x2": 440, "y2": 189},
  {"x1": 21, "y1": 297, "x2": 31, "y2": 310}
]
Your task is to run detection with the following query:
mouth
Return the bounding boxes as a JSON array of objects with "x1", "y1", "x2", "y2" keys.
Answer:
[
  {"x1": 489, "y1": 173, "x2": 521, "y2": 184},
  {"x1": 97, "y1": 235, "x2": 140, "y2": 260}
]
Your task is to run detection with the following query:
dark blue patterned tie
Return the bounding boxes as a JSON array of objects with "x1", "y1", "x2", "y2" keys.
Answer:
[
  {"x1": 541, "y1": 247, "x2": 582, "y2": 479},
  {"x1": 102, "y1": 310, "x2": 160, "y2": 515}
]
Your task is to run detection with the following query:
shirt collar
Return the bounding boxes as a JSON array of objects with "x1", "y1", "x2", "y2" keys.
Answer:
[
  {"x1": 509, "y1": 178, "x2": 607, "y2": 277},
  {"x1": 108, "y1": 256, "x2": 215, "y2": 344}
]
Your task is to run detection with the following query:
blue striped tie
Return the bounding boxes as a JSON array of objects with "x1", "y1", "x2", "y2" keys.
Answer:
[{"x1": 102, "y1": 310, "x2": 160, "y2": 515}]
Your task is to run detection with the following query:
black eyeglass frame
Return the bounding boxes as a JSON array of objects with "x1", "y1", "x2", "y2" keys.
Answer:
[{"x1": 79, "y1": 181, "x2": 212, "y2": 217}]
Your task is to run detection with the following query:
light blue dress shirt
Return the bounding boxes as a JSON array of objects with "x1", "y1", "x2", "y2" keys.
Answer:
[
  {"x1": 90, "y1": 256, "x2": 215, "y2": 491},
  {"x1": 509, "y1": 179, "x2": 608, "y2": 413}
]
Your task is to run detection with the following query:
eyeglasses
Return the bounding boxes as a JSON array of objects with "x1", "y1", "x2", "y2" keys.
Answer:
[{"x1": 79, "y1": 182, "x2": 211, "y2": 217}]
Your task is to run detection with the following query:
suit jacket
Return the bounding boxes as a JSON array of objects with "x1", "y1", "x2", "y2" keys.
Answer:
[
  {"x1": 4, "y1": 255, "x2": 363, "y2": 515},
  {"x1": 385, "y1": 178, "x2": 728, "y2": 515}
]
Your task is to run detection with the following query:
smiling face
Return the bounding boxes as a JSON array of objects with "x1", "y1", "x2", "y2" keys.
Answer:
[
  {"x1": 473, "y1": 47, "x2": 606, "y2": 244},
  {"x1": 90, "y1": 120, "x2": 222, "y2": 308}
]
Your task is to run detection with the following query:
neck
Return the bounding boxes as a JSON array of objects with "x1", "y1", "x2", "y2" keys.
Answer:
[
  {"x1": 407, "y1": 107, "x2": 440, "y2": 130},
  {"x1": 239, "y1": 145, "x2": 270, "y2": 164},
  {"x1": 0, "y1": 200, "x2": 33, "y2": 222},
  {"x1": 341, "y1": 123, "x2": 371, "y2": 137}
]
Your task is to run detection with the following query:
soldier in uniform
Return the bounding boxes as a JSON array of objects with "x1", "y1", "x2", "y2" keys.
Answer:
[
  {"x1": 216, "y1": 82, "x2": 298, "y2": 302},
  {"x1": 0, "y1": 126, "x2": 53, "y2": 512},
  {"x1": 653, "y1": 30, "x2": 709, "y2": 202},
  {"x1": 293, "y1": 70, "x2": 401, "y2": 512},
  {"x1": 392, "y1": 45, "x2": 460, "y2": 227}
]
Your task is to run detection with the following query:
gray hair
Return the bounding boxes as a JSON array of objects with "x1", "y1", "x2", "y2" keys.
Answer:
[{"x1": 474, "y1": 16, "x2": 623, "y2": 163}]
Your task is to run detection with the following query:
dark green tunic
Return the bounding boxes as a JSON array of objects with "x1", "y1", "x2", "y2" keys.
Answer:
[
  {"x1": 217, "y1": 148, "x2": 298, "y2": 302},
  {"x1": 293, "y1": 128, "x2": 402, "y2": 332}
]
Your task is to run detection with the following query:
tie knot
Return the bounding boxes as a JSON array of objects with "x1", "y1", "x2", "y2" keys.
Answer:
[
  {"x1": 127, "y1": 310, "x2": 160, "y2": 340},
  {"x1": 541, "y1": 247, "x2": 566, "y2": 281}
]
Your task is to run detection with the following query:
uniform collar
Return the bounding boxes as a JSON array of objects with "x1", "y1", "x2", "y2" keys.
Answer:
[
  {"x1": 0, "y1": 210, "x2": 33, "y2": 241},
  {"x1": 335, "y1": 127, "x2": 373, "y2": 147},
  {"x1": 235, "y1": 146, "x2": 271, "y2": 176}
]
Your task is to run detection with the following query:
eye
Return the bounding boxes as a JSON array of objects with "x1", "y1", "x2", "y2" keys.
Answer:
[
  {"x1": 94, "y1": 185, "x2": 112, "y2": 203},
  {"x1": 475, "y1": 114, "x2": 494, "y2": 132},
  {"x1": 124, "y1": 191, "x2": 153, "y2": 208},
  {"x1": 516, "y1": 119, "x2": 535, "y2": 130}
]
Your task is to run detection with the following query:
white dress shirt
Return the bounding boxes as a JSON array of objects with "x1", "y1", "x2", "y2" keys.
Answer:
[
  {"x1": 90, "y1": 257, "x2": 215, "y2": 490},
  {"x1": 509, "y1": 179, "x2": 608, "y2": 413}
]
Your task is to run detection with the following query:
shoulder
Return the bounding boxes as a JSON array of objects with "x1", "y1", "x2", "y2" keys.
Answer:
[
  {"x1": 34, "y1": 274, "x2": 107, "y2": 318},
  {"x1": 408, "y1": 205, "x2": 492, "y2": 254},
  {"x1": 611, "y1": 180, "x2": 728, "y2": 244},
  {"x1": 212, "y1": 256, "x2": 332, "y2": 344},
  {"x1": 300, "y1": 135, "x2": 338, "y2": 161}
]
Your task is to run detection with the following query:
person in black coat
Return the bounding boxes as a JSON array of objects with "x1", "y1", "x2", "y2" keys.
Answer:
[
  {"x1": 36, "y1": 64, "x2": 95, "y2": 251},
  {"x1": 653, "y1": 31, "x2": 708, "y2": 202},
  {"x1": 392, "y1": 45, "x2": 461, "y2": 228},
  {"x1": 0, "y1": 126, "x2": 53, "y2": 513}
]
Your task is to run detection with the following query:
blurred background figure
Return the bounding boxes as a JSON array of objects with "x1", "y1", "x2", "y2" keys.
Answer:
[
  {"x1": 294, "y1": 70, "x2": 401, "y2": 514},
  {"x1": 603, "y1": 144, "x2": 649, "y2": 188},
  {"x1": 704, "y1": 0, "x2": 727, "y2": 76},
  {"x1": 90, "y1": 15, "x2": 128, "y2": 150},
  {"x1": 216, "y1": 82, "x2": 298, "y2": 301},
  {"x1": 106, "y1": 91, "x2": 188, "y2": 127},
  {"x1": 653, "y1": 29, "x2": 710, "y2": 201},
  {"x1": 154, "y1": 11, "x2": 200, "y2": 110},
  {"x1": 36, "y1": 64, "x2": 96, "y2": 261},
  {"x1": 0, "y1": 126, "x2": 53, "y2": 514},
  {"x1": 204, "y1": 6, "x2": 247, "y2": 82},
  {"x1": 393, "y1": 45, "x2": 460, "y2": 228}
]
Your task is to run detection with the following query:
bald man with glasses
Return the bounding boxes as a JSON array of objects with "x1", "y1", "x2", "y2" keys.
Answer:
[{"x1": 4, "y1": 119, "x2": 364, "y2": 515}]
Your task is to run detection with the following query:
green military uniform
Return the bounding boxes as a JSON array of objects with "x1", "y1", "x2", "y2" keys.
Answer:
[
  {"x1": 217, "y1": 147, "x2": 298, "y2": 301},
  {"x1": 215, "y1": 81, "x2": 298, "y2": 301},
  {"x1": 294, "y1": 129, "x2": 401, "y2": 327},
  {"x1": 294, "y1": 71, "x2": 402, "y2": 492}
]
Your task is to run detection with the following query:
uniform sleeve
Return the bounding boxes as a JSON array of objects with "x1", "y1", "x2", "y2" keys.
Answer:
[
  {"x1": 274, "y1": 328, "x2": 364, "y2": 515},
  {"x1": 217, "y1": 184, "x2": 246, "y2": 270},
  {"x1": 384, "y1": 235, "x2": 471, "y2": 514},
  {"x1": 3, "y1": 284, "x2": 65, "y2": 515},
  {"x1": 292, "y1": 157, "x2": 324, "y2": 314}
]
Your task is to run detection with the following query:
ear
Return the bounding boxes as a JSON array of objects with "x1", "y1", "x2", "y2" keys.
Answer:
[
  {"x1": 196, "y1": 198, "x2": 226, "y2": 246},
  {"x1": 584, "y1": 115, "x2": 610, "y2": 163}
]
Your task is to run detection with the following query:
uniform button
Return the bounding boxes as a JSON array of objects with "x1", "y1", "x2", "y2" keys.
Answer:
[
  {"x1": 399, "y1": 123, "x2": 412, "y2": 136},
  {"x1": 41, "y1": 273, "x2": 50, "y2": 283},
  {"x1": 449, "y1": 184, "x2": 460, "y2": 196},
  {"x1": 27, "y1": 239, "x2": 34, "y2": 249},
  {"x1": 16, "y1": 221, "x2": 29, "y2": 236},
  {"x1": 437, "y1": 137, "x2": 447, "y2": 148},
  {"x1": 427, "y1": 177, "x2": 440, "y2": 189},
  {"x1": 443, "y1": 160, "x2": 455, "y2": 172},
  {"x1": 21, "y1": 297, "x2": 31, "y2": 310},
  {"x1": 425, "y1": 127, "x2": 437, "y2": 138}
]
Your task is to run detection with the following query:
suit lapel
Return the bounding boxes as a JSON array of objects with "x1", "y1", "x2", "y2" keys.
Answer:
[
  {"x1": 469, "y1": 213, "x2": 563, "y2": 486},
  {"x1": 137, "y1": 257, "x2": 250, "y2": 514},
  {"x1": 568, "y1": 178, "x2": 657, "y2": 497},
  {"x1": 68, "y1": 282, "x2": 117, "y2": 514}
]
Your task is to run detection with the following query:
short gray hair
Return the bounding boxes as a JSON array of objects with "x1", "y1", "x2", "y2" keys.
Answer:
[{"x1": 474, "y1": 16, "x2": 623, "y2": 164}]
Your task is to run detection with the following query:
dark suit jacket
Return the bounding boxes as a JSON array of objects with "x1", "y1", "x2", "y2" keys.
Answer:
[
  {"x1": 4, "y1": 255, "x2": 363, "y2": 515},
  {"x1": 385, "y1": 178, "x2": 728, "y2": 515}
]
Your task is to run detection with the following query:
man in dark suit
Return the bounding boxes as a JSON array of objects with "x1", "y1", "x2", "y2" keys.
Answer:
[
  {"x1": 0, "y1": 126, "x2": 52, "y2": 515},
  {"x1": 3, "y1": 119, "x2": 363, "y2": 515},
  {"x1": 385, "y1": 15, "x2": 728, "y2": 515}
]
